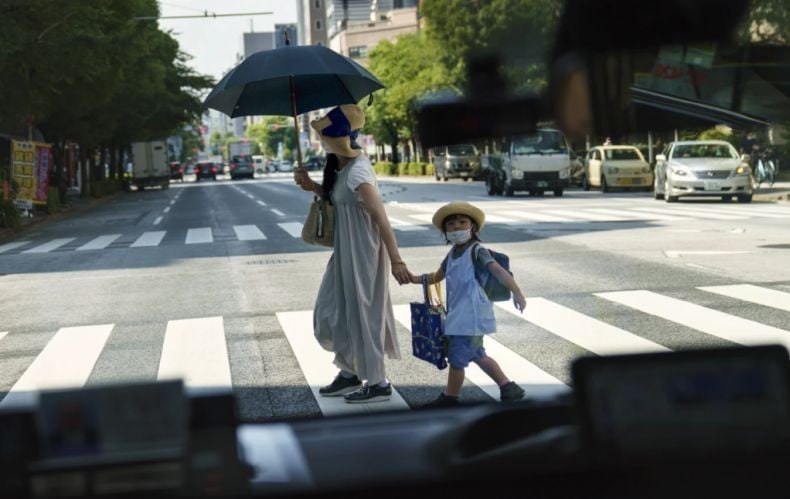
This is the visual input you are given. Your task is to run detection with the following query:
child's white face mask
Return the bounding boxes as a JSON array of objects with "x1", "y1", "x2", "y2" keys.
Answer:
[{"x1": 446, "y1": 229, "x2": 472, "y2": 245}]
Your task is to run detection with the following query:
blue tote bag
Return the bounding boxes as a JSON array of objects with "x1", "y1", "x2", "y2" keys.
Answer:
[{"x1": 410, "y1": 275, "x2": 447, "y2": 370}]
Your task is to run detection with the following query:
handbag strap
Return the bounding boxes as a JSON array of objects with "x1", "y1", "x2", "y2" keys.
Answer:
[
  {"x1": 421, "y1": 274, "x2": 444, "y2": 309},
  {"x1": 422, "y1": 273, "x2": 430, "y2": 304}
]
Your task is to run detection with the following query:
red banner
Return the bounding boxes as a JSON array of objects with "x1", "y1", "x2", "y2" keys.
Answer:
[{"x1": 34, "y1": 144, "x2": 51, "y2": 203}]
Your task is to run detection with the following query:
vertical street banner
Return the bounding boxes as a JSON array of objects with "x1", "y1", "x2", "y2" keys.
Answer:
[{"x1": 11, "y1": 140, "x2": 51, "y2": 209}]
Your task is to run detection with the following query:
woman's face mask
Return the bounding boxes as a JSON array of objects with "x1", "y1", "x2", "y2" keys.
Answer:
[{"x1": 446, "y1": 229, "x2": 472, "y2": 245}]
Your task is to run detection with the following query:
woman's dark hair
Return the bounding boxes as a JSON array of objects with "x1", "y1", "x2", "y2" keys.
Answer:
[{"x1": 321, "y1": 153, "x2": 339, "y2": 202}]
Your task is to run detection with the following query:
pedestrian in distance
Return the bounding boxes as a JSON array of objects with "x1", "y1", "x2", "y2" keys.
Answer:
[
  {"x1": 294, "y1": 104, "x2": 415, "y2": 403},
  {"x1": 410, "y1": 202, "x2": 528, "y2": 408}
]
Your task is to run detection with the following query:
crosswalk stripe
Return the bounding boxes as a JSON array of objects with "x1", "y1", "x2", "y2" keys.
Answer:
[
  {"x1": 278, "y1": 223, "x2": 304, "y2": 238},
  {"x1": 157, "y1": 317, "x2": 232, "y2": 391},
  {"x1": 388, "y1": 217, "x2": 429, "y2": 231},
  {"x1": 22, "y1": 238, "x2": 76, "y2": 254},
  {"x1": 584, "y1": 208, "x2": 670, "y2": 221},
  {"x1": 698, "y1": 284, "x2": 790, "y2": 313},
  {"x1": 0, "y1": 324, "x2": 114, "y2": 409},
  {"x1": 130, "y1": 231, "x2": 167, "y2": 248},
  {"x1": 409, "y1": 213, "x2": 437, "y2": 224},
  {"x1": 256, "y1": 200, "x2": 267, "y2": 207},
  {"x1": 0, "y1": 241, "x2": 32, "y2": 254},
  {"x1": 618, "y1": 208, "x2": 691, "y2": 221},
  {"x1": 186, "y1": 228, "x2": 213, "y2": 244},
  {"x1": 392, "y1": 305, "x2": 568, "y2": 401},
  {"x1": 596, "y1": 290, "x2": 790, "y2": 350},
  {"x1": 0, "y1": 332, "x2": 7, "y2": 343},
  {"x1": 498, "y1": 210, "x2": 573, "y2": 222},
  {"x1": 649, "y1": 206, "x2": 746, "y2": 220},
  {"x1": 541, "y1": 209, "x2": 629, "y2": 221},
  {"x1": 77, "y1": 234, "x2": 122, "y2": 251},
  {"x1": 484, "y1": 214, "x2": 519, "y2": 223},
  {"x1": 709, "y1": 205, "x2": 790, "y2": 218},
  {"x1": 276, "y1": 311, "x2": 410, "y2": 416},
  {"x1": 233, "y1": 225, "x2": 267, "y2": 241},
  {"x1": 497, "y1": 299, "x2": 669, "y2": 355},
  {"x1": 271, "y1": 209, "x2": 286, "y2": 217}
]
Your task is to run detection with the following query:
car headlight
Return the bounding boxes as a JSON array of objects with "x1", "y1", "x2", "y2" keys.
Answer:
[
  {"x1": 607, "y1": 167, "x2": 619, "y2": 174},
  {"x1": 735, "y1": 165, "x2": 751, "y2": 175},
  {"x1": 641, "y1": 167, "x2": 651, "y2": 174},
  {"x1": 559, "y1": 168, "x2": 569, "y2": 179},
  {"x1": 671, "y1": 167, "x2": 688, "y2": 176},
  {"x1": 512, "y1": 169, "x2": 524, "y2": 179}
]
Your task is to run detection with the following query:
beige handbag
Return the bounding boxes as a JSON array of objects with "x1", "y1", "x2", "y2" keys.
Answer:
[{"x1": 301, "y1": 197, "x2": 334, "y2": 247}]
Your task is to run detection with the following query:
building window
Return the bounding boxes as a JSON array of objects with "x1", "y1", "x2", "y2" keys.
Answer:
[
  {"x1": 349, "y1": 46, "x2": 368, "y2": 59},
  {"x1": 316, "y1": 19, "x2": 322, "y2": 30},
  {"x1": 314, "y1": 0, "x2": 321, "y2": 9}
]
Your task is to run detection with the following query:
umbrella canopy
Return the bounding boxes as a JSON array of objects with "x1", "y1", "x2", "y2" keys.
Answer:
[{"x1": 203, "y1": 45, "x2": 384, "y2": 118}]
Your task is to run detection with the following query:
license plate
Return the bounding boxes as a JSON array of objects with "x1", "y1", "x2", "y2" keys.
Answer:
[
  {"x1": 460, "y1": 172, "x2": 469, "y2": 177},
  {"x1": 537, "y1": 181, "x2": 548, "y2": 187},
  {"x1": 620, "y1": 178, "x2": 632, "y2": 185},
  {"x1": 704, "y1": 181, "x2": 723, "y2": 191}
]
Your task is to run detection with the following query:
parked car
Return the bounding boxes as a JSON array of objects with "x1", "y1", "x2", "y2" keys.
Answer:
[
  {"x1": 303, "y1": 155, "x2": 325, "y2": 171},
  {"x1": 229, "y1": 155, "x2": 254, "y2": 180},
  {"x1": 169, "y1": 162, "x2": 183, "y2": 182},
  {"x1": 194, "y1": 161, "x2": 218, "y2": 181},
  {"x1": 252, "y1": 155, "x2": 266, "y2": 174},
  {"x1": 653, "y1": 140, "x2": 753, "y2": 203},
  {"x1": 432, "y1": 144, "x2": 481, "y2": 181},
  {"x1": 583, "y1": 145, "x2": 653, "y2": 192},
  {"x1": 278, "y1": 160, "x2": 294, "y2": 172}
]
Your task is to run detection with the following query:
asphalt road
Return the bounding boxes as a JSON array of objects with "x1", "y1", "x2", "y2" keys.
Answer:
[{"x1": 1, "y1": 172, "x2": 789, "y2": 420}]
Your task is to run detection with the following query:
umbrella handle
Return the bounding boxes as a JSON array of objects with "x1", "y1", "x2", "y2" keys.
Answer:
[{"x1": 290, "y1": 75, "x2": 304, "y2": 175}]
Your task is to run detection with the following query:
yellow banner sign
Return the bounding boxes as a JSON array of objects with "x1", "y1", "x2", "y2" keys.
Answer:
[{"x1": 12, "y1": 140, "x2": 52, "y2": 208}]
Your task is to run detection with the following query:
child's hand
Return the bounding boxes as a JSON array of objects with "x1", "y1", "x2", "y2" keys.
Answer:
[{"x1": 513, "y1": 293, "x2": 527, "y2": 313}]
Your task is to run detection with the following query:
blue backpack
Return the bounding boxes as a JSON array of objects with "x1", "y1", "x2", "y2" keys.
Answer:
[{"x1": 472, "y1": 244, "x2": 512, "y2": 302}]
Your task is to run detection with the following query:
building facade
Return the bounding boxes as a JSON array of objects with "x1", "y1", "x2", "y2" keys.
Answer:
[
  {"x1": 328, "y1": 6, "x2": 419, "y2": 66},
  {"x1": 296, "y1": 0, "x2": 328, "y2": 46}
]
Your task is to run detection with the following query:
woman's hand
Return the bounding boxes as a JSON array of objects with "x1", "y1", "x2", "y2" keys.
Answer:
[
  {"x1": 391, "y1": 261, "x2": 413, "y2": 285},
  {"x1": 294, "y1": 167, "x2": 317, "y2": 193}
]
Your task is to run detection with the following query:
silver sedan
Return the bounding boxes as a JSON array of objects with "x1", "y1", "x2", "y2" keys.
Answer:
[{"x1": 654, "y1": 140, "x2": 753, "y2": 203}]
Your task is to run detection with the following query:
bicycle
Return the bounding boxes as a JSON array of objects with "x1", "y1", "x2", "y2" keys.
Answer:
[{"x1": 753, "y1": 149, "x2": 777, "y2": 188}]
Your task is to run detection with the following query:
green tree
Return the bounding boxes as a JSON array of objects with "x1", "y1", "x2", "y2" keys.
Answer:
[
  {"x1": 739, "y1": 0, "x2": 790, "y2": 44},
  {"x1": 245, "y1": 117, "x2": 295, "y2": 158},
  {"x1": 367, "y1": 33, "x2": 455, "y2": 163}
]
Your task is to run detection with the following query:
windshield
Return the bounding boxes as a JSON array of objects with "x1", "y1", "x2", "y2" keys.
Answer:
[
  {"x1": 512, "y1": 131, "x2": 568, "y2": 154},
  {"x1": 671, "y1": 144, "x2": 738, "y2": 159},
  {"x1": 1, "y1": 0, "x2": 789, "y2": 492}
]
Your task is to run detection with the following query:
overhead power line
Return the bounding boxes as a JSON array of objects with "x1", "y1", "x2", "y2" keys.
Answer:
[{"x1": 134, "y1": 11, "x2": 273, "y2": 21}]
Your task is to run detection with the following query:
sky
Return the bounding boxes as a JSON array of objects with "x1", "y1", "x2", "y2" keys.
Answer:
[{"x1": 157, "y1": 0, "x2": 298, "y2": 82}]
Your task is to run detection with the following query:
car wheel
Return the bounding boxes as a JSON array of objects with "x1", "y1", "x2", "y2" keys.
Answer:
[
  {"x1": 664, "y1": 179, "x2": 678, "y2": 202},
  {"x1": 537, "y1": 190, "x2": 545, "y2": 196},
  {"x1": 553, "y1": 189, "x2": 563, "y2": 197},
  {"x1": 485, "y1": 176, "x2": 497, "y2": 196},
  {"x1": 505, "y1": 186, "x2": 515, "y2": 197},
  {"x1": 213, "y1": 175, "x2": 217, "y2": 181},
  {"x1": 463, "y1": 177, "x2": 469, "y2": 182},
  {"x1": 435, "y1": 174, "x2": 441, "y2": 182},
  {"x1": 443, "y1": 174, "x2": 449, "y2": 182},
  {"x1": 601, "y1": 175, "x2": 609, "y2": 193},
  {"x1": 654, "y1": 176, "x2": 664, "y2": 199},
  {"x1": 582, "y1": 174, "x2": 590, "y2": 191},
  {"x1": 722, "y1": 195, "x2": 733, "y2": 202},
  {"x1": 737, "y1": 194, "x2": 753, "y2": 203},
  {"x1": 527, "y1": 190, "x2": 536, "y2": 196}
]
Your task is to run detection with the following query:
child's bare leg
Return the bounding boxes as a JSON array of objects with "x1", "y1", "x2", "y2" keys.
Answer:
[
  {"x1": 445, "y1": 367, "x2": 465, "y2": 397},
  {"x1": 474, "y1": 356, "x2": 511, "y2": 386}
]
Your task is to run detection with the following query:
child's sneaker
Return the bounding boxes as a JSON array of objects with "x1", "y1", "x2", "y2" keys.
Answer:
[
  {"x1": 500, "y1": 382, "x2": 525, "y2": 402},
  {"x1": 344, "y1": 383, "x2": 392, "y2": 403},
  {"x1": 319, "y1": 373, "x2": 362, "y2": 397},
  {"x1": 421, "y1": 393, "x2": 460, "y2": 409}
]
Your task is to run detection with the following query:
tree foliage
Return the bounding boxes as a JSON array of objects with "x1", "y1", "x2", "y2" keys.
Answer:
[
  {"x1": 739, "y1": 0, "x2": 790, "y2": 44},
  {"x1": 245, "y1": 117, "x2": 296, "y2": 159}
]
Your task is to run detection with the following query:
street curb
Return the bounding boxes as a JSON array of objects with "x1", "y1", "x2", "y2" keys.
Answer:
[
  {"x1": 753, "y1": 190, "x2": 790, "y2": 202},
  {"x1": 0, "y1": 192, "x2": 123, "y2": 244}
]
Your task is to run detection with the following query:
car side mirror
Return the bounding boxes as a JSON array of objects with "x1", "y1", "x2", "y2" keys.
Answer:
[{"x1": 656, "y1": 154, "x2": 666, "y2": 162}]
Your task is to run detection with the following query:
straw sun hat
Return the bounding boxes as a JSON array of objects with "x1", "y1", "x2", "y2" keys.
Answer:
[
  {"x1": 310, "y1": 104, "x2": 365, "y2": 158},
  {"x1": 432, "y1": 202, "x2": 486, "y2": 232}
]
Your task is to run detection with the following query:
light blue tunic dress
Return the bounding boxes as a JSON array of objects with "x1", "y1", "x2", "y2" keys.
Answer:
[{"x1": 444, "y1": 244, "x2": 497, "y2": 336}]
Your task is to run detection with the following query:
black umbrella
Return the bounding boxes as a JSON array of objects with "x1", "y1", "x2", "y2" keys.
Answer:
[{"x1": 203, "y1": 44, "x2": 384, "y2": 169}]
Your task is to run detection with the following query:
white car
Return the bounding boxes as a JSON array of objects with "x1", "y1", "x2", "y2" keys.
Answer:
[
  {"x1": 277, "y1": 160, "x2": 294, "y2": 172},
  {"x1": 583, "y1": 145, "x2": 652, "y2": 192},
  {"x1": 654, "y1": 140, "x2": 753, "y2": 203}
]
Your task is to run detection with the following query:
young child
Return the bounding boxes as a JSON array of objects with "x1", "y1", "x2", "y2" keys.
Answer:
[{"x1": 411, "y1": 201, "x2": 528, "y2": 408}]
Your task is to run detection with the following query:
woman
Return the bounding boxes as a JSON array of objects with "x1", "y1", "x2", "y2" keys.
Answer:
[{"x1": 294, "y1": 104, "x2": 414, "y2": 403}]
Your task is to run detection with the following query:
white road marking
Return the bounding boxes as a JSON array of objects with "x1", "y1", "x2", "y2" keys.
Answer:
[
  {"x1": 621, "y1": 208, "x2": 691, "y2": 221},
  {"x1": 497, "y1": 298, "x2": 669, "y2": 355},
  {"x1": 233, "y1": 225, "x2": 267, "y2": 241},
  {"x1": 583, "y1": 208, "x2": 659, "y2": 220},
  {"x1": 164, "y1": 207, "x2": 171, "y2": 213},
  {"x1": 0, "y1": 241, "x2": 32, "y2": 254},
  {"x1": 271, "y1": 209, "x2": 286, "y2": 217},
  {"x1": 247, "y1": 194, "x2": 255, "y2": 200},
  {"x1": 186, "y1": 227, "x2": 213, "y2": 244},
  {"x1": 646, "y1": 206, "x2": 746, "y2": 220},
  {"x1": 77, "y1": 234, "x2": 122, "y2": 251},
  {"x1": 664, "y1": 250, "x2": 749, "y2": 258},
  {"x1": 154, "y1": 216, "x2": 163, "y2": 225},
  {"x1": 388, "y1": 217, "x2": 429, "y2": 231},
  {"x1": 711, "y1": 205, "x2": 789, "y2": 218},
  {"x1": 257, "y1": 200, "x2": 267, "y2": 207},
  {"x1": 0, "y1": 332, "x2": 7, "y2": 343},
  {"x1": 22, "y1": 238, "x2": 76, "y2": 254},
  {"x1": 699, "y1": 284, "x2": 790, "y2": 313},
  {"x1": 170, "y1": 200, "x2": 176, "y2": 206},
  {"x1": 484, "y1": 214, "x2": 519, "y2": 223},
  {"x1": 392, "y1": 305, "x2": 567, "y2": 401},
  {"x1": 409, "y1": 213, "x2": 437, "y2": 224},
  {"x1": 596, "y1": 290, "x2": 790, "y2": 350},
  {"x1": 278, "y1": 223, "x2": 304, "y2": 238},
  {"x1": 540, "y1": 209, "x2": 625, "y2": 222},
  {"x1": 131, "y1": 231, "x2": 167, "y2": 248},
  {"x1": 158, "y1": 317, "x2": 232, "y2": 391},
  {"x1": 277, "y1": 311, "x2": 409, "y2": 416},
  {"x1": 497, "y1": 210, "x2": 573, "y2": 222},
  {"x1": 0, "y1": 324, "x2": 114, "y2": 409}
]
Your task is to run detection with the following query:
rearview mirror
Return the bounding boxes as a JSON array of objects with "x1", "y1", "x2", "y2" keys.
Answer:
[{"x1": 656, "y1": 154, "x2": 666, "y2": 161}]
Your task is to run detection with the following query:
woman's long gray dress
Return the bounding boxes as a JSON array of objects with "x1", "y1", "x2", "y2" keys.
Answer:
[{"x1": 313, "y1": 155, "x2": 401, "y2": 383}]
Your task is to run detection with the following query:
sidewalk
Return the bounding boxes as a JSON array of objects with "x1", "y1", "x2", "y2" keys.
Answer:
[
  {"x1": 753, "y1": 181, "x2": 790, "y2": 202},
  {"x1": 0, "y1": 188, "x2": 120, "y2": 244}
]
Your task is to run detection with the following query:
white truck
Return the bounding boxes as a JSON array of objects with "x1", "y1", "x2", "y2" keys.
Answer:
[
  {"x1": 227, "y1": 140, "x2": 252, "y2": 159},
  {"x1": 485, "y1": 128, "x2": 575, "y2": 197},
  {"x1": 129, "y1": 141, "x2": 170, "y2": 190}
]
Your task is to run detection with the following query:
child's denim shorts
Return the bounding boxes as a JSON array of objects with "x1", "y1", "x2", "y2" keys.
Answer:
[{"x1": 446, "y1": 335, "x2": 487, "y2": 368}]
